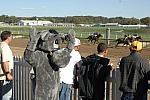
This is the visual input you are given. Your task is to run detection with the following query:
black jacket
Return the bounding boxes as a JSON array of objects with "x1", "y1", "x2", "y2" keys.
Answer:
[
  {"x1": 78, "y1": 54, "x2": 112, "y2": 100},
  {"x1": 119, "y1": 52, "x2": 150, "y2": 95}
]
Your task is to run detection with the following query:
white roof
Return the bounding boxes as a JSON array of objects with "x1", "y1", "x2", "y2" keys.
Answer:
[
  {"x1": 119, "y1": 24, "x2": 148, "y2": 27},
  {"x1": 101, "y1": 23, "x2": 119, "y2": 25}
]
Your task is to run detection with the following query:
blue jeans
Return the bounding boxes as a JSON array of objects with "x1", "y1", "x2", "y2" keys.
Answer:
[
  {"x1": 59, "y1": 82, "x2": 72, "y2": 100},
  {"x1": 121, "y1": 93, "x2": 134, "y2": 100},
  {"x1": 0, "y1": 80, "x2": 4, "y2": 100},
  {"x1": 0, "y1": 80, "x2": 13, "y2": 100},
  {"x1": 121, "y1": 92, "x2": 147, "y2": 100}
]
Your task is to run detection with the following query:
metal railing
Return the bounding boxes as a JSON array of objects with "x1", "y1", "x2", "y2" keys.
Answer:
[
  {"x1": 13, "y1": 57, "x2": 150, "y2": 100},
  {"x1": 13, "y1": 57, "x2": 33, "y2": 100}
]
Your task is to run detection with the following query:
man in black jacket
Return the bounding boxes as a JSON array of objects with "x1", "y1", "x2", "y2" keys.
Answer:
[
  {"x1": 78, "y1": 43, "x2": 112, "y2": 100},
  {"x1": 119, "y1": 41, "x2": 150, "y2": 100}
]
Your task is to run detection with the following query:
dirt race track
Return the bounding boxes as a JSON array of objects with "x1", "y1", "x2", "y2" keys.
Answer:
[{"x1": 10, "y1": 38, "x2": 150, "y2": 67}]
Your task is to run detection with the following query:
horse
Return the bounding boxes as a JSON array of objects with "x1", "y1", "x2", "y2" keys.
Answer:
[
  {"x1": 115, "y1": 35, "x2": 142, "y2": 47},
  {"x1": 87, "y1": 33, "x2": 103, "y2": 44},
  {"x1": 131, "y1": 35, "x2": 142, "y2": 42},
  {"x1": 115, "y1": 37, "x2": 130, "y2": 47}
]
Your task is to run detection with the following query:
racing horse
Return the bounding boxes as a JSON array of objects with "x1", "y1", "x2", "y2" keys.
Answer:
[
  {"x1": 115, "y1": 35, "x2": 142, "y2": 47},
  {"x1": 87, "y1": 33, "x2": 103, "y2": 44},
  {"x1": 115, "y1": 37, "x2": 130, "y2": 47},
  {"x1": 61, "y1": 30, "x2": 77, "y2": 44}
]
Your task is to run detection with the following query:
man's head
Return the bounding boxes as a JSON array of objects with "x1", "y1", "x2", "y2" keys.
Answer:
[
  {"x1": 97, "y1": 43, "x2": 108, "y2": 57},
  {"x1": 74, "y1": 38, "x2": 80, "y2": 51},
  {"x1": 130, "y1": 41, "x2": 142, "y2": 52},
  {"x1": 0, "y1": 31, "x2": 12, "y2": 43}
]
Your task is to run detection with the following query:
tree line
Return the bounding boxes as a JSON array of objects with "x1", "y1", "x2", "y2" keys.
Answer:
[{"x1": 0, "y1": 15, "x2": 150, "y2": 25}]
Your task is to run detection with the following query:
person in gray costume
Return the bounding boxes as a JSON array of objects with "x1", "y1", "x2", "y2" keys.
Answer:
[{"x1": 24, "y1": 28, "x2": 75, "y2": 100}]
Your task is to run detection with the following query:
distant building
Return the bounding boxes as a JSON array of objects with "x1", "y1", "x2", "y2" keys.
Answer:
[
  {"x1": 17, "y1": 20, "x2": 75, "y2": 27},
  {"x1": 17, "y1": 20, "x2": 53, "y2": 26},
  {"x1": 79, "y1": 24, "x2": 95, "y2": 27},
  {"x1": 0, "y1": 22, "x2": 8, "y2": 26},
  {"x1": 100, "y1": 23, "x2": 119, "y2": 27}
]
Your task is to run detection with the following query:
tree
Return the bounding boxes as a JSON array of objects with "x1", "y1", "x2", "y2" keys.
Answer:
[
  {"x1": 140, "y1": 17, "x2": 150, "y2": 25},
  {"x1": 0, "y1": 15, "x2": 149, "y2": 25}
]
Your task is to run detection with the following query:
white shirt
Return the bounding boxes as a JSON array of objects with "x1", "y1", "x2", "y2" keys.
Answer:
[
  {"x1": 59, "y1": 49, "x2": 81, "y2": 84},
  {"x1": 97, "y1": 54, "x2": 104, "y2": 57},
  {"x1": 0, "y1": 42, "x2": 14, "y2": 80}
]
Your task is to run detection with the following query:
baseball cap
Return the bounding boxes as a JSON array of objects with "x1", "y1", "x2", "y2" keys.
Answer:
[
  {"x1": 130, "y1": 41, "x2": 142, "y2": 51},
  {"x1": 74, "y1": 38, "x2": 80, "y2": 46}
]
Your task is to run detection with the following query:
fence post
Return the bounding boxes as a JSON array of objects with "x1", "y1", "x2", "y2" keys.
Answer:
[
  {"x1": 112, "y1": 68, "x2": 122, "y2": 100},
  {"x1": 116, "y1": 34, "x2": 118, "y2": 39},
  {"x1": 105, "y1": 28, "x2": 110, "y2": 46},
  {"x1": 80, "y1": 33, "x2": 83, "y2": 38}
]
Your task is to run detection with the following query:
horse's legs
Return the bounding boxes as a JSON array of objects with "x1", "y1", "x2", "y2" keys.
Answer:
[
  {"x1": 115, "y1": 42, "x2": 120, "y2": 48},
  {"x1": 94, "y1": 40, "x2": 96, "y2": 44},
  {"x1": 115, "y1": 43, "x2": 118, "y2": 48},
  {"x1": 95, "y1": 40, "x2": 98, "y2": 44}
]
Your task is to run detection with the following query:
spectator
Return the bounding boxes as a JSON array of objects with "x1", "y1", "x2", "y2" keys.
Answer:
[
  {"x1": 78, "y1": 43, "x2": 112, "y2": 100},
  {"x1": 93, "y1": 43, "x2": 112, "y2": 100},
  {"x1": 0, "y1": 31, "x2": 13, "y2": 100},
  {"x1": 119, "y1": 41, "x2": 150, "y2": 100},
  {"x1": 59, "y1": 38, "x2": 81, "y2": 100},
  {"x1": 24, "y1": 29, "x2": 76, "y2": 100}
]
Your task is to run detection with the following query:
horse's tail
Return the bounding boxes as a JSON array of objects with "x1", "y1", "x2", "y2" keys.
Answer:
[
  {"x1": 85, "y1": 37, "x2": 89, "y2": 39},
  {"x1": 115, "y1": 38, "x2": 119, "y2": 42},
  {"x1": 86, "y1": 35, "x2": 92, "y2": 39}
]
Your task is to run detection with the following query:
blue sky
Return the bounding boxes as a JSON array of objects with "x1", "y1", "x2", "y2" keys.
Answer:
[{"x1": 0, "y1": 0, "x2": 149, "y2": 18}]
